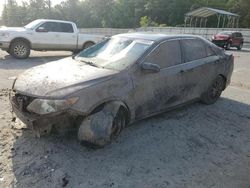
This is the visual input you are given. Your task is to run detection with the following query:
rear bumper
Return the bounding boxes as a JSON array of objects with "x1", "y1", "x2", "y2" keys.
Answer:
[{"x1": 0, "y1": 41, "x2": 10, "y2": 50}]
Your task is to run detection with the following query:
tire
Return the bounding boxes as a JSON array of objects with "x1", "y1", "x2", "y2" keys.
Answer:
[
  {"x1": 78, "y1": 107, "x2": 127, "y2": 149},
  {"x1": 225, "y1": 42, "x2": 231, "y2": 50},
  {"x1": 237, "y1": 42, "x2": 243, "y2": 50},
  {"x1": 110, "y1": 108, "x2": 126, "y2": 140},
  {"x1": 9, "y1": 40, "x2": 30, "y2": 59},
  {"x1": 82, "y1": 41, "x2": 95, "y2": 50},
  {"x1": 201, "y1": 75, "x2": 226, "y2": 105}
]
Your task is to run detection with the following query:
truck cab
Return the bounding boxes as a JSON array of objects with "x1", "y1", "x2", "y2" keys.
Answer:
[{"x1": 0, "y1": 19, "x2": 103, "y2": 59}]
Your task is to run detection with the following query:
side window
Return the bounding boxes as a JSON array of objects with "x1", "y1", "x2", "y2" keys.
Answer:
[
  {"x1": 39, "y1": 22, "x2": 53, "y2": 32},
  {"x1": 144, "y1": 40, "x2": 182, "y2": 68},
  {"x1": 59, "y1": 23, "x2": 74, "y2": 33},
  {"x1": 181, "y1": 39, "x2": 207, "y2": 62},
  {"x1": 38, "y1": 22, "x2": 60, "y2": 32},
  {"x1": 204, "y1": 42, "x2": 216, "y2": 56}
]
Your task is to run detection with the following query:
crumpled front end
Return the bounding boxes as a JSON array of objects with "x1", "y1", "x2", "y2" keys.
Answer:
[{"x1": 10, "y1": 91, "x2": 83, "y2": 137}]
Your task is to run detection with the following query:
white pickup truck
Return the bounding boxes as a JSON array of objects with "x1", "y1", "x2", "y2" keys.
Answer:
[{"x1": 0, "y1": 19, "x2": 104, "y2": 59}]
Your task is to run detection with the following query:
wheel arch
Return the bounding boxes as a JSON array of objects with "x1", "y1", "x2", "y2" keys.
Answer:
[
  {"x1": 89, "y1": 99, "x2": 131, "y2": 124},
  {"x1": 10, "y1": 37, "x2": 32, "y2": 48}
]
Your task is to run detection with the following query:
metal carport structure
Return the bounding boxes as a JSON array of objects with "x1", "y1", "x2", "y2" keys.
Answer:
[{"x1": 185, "y1": 7, "x2": 240, "y2": 28}]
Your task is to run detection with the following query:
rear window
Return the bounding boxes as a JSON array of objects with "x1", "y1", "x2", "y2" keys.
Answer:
[
  {"x1": 181, "y1": 39, "x2": 207, "y2": 62},
  {"x1": 59, "y1": 23, "x2": 74, "y2": 33}
]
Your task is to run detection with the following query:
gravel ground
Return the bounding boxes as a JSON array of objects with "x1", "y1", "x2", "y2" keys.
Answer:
[{"x1": 0, "y1": 49, "x2": 249, "y2": 188}]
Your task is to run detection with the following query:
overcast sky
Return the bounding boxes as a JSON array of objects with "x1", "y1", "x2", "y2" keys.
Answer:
[{"x1": 0, "y1": 0, "x2": 66, "y2": 16}]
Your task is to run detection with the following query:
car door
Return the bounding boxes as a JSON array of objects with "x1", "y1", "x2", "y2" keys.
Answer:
[
  {"x1": 57, "y1": 22, "x2": 78, "y2": 50},
  {"x1": 131, "y1": 39, "x2": 188, "y2": 119},
  {"x1": 32, "y1": 21, "x2": 61, "y2": 50},
  {"x1": 180, "y1": 38, "x2": 220, "y2": 99}
]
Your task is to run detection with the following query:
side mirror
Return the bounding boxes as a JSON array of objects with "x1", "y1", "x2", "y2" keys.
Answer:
[
  {"x1": 36, "y1": 27, "x2": 48, "y2": 32},
  {"x1": 141, "y1": 62, "x2": 160, "y2": 73}
]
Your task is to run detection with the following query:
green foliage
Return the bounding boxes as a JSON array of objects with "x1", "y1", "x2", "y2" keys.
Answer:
[{"x1": 1, "y1": 0, "x2": 250, "y2": 28}]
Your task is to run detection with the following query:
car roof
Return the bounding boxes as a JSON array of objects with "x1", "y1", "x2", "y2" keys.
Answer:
[
  {"x1": 35, "y1": 19, "x2": 74, "y2": 24},
  {"x1": 114, "y1": 32, "x2": 198, "y2": 42}
]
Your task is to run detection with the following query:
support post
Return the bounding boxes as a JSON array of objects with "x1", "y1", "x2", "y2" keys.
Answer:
[
  {"x1": 222, "y1": 15, "x2": 226, "y2": 28},
  {"x1": 217, "y1": 14, "x2": 221, "y2": 28}
]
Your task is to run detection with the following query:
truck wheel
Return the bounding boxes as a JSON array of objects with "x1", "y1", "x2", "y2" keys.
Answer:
[
  {"x1": 82, "y1": 41, "x2": 95, "y2": 50},
  {"x1": 201, "y1": 75, "x2": 226, "y2": 105},
  {"x1": 237, "y1": 42, "x2": 243, "y2": 50},
  {"x1": 10, "y1": 40, "x2": 30, "y2": 59}
]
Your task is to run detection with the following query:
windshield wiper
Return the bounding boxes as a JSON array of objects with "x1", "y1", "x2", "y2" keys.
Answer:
[{"x1": 78, "y1": 59, "x2": 99, "y2": 68}]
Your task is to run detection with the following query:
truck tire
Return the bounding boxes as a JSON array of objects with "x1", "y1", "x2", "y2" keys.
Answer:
[
  {"x1": 82, "y1": 41, "x2": 95, "y2": 50},
  {"x1": 10, "y1": 40, "x2": 30, "y2": 59}
]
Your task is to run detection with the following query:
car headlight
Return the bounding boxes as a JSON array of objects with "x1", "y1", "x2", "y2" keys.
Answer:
[
  {"x1": 27, "y1": 97, "x2": 79, "y2": 115},
  {"x1": 0, "y1": 32, "x2": 10, "y2": 38}
]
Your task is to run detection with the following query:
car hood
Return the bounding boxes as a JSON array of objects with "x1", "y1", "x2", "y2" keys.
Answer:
[
  {"x1": 0, "y1": 27, "x2": 27, "y2": 32},
  {"x1": 14, "y1": 57, "x2": 118, "y2": 98}
]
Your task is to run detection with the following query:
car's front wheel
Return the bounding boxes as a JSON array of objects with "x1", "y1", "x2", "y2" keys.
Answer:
[
  {"x1": 10, "y1": 40, "x2": 30, "y2": 59},
  {"x1": 78, "y1": 105, "x2": 127, "y2": 148},
  {"x1": 237, "y1": 42, "x2": 243, "y2": 50},
  {"x1": 201, "y1": 75, "x2": 226, "y2": 105}
]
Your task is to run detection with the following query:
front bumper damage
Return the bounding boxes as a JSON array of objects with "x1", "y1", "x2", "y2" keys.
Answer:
[{"x1": 10, "y1": 92, "x2": 82, "y2": 137}]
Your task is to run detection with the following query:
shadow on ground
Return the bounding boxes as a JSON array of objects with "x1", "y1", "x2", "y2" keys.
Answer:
[{"x1": 9, "y1": 97, "x2": 250, "y2": 188}]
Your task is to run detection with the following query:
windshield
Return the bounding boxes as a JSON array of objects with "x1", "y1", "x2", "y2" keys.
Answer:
[
  {"x1": 24, "y1": 20, "x2": 42, "y2": 29},
  {"x1": 76, "y1": 37, "x2": 153, "y2": 71}
]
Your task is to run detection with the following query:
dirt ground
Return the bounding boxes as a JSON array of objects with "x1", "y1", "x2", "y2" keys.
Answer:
[{"x1": 0, "y1": 49, "x2": 250, "y2": 188}]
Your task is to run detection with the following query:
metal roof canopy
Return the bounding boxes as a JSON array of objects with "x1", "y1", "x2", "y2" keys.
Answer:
[{"x1": 185, "y1": 7, "x2": 240, "y2": 28}]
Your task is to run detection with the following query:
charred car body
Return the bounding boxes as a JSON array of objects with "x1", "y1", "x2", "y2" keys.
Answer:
[{"x1": 11, "y1": 33, "x2": 234, "y2": 147}]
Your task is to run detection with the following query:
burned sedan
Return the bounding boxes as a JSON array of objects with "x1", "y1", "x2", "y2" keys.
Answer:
[{"x1": 10, "y1": 33, "x2": 234, "y2": 147}]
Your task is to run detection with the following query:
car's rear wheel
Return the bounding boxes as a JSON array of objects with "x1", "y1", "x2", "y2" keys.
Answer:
[
  {"x1": 237, "y1": 42, "x2": 243, "y2": 50},
  {"x1": 225, "y1": 42, "x2": 231, "y2": 50},
  {"x1": 10, "y1": 40, "x2": 30, "y2": 59},
  {"x1": 201, "y1": 75, "x2": 226, "y2": 105}
]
